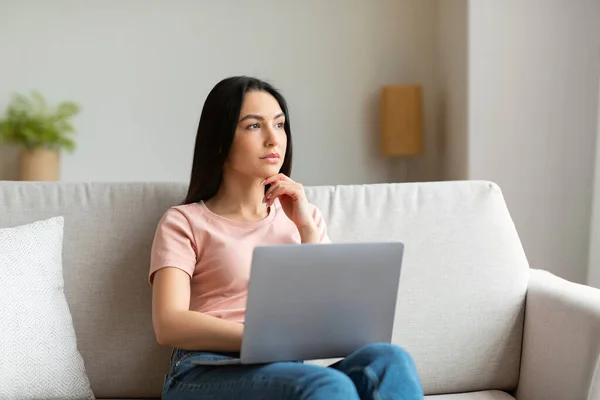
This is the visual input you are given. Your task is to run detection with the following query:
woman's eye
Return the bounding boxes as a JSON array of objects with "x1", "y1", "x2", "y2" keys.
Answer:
[
  {"x1": 275, "y1": 122, "x2": 284, "y2": 129},
  {"x1": 247, "y1": 123, "x2": 260, "y2": 129}
]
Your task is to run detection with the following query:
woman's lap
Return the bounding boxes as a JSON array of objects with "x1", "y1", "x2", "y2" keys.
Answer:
[
  {"x1": 163, "y1": 350, "x2": 357, "y2": 400},
  {"x1": 163, "y1": 343, "x2": 423, "y2": 400}
]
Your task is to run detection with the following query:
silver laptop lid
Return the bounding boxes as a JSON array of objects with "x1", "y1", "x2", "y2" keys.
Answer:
[{"x1": 241, "y1": 242, "x2": 404, "y2": 364}]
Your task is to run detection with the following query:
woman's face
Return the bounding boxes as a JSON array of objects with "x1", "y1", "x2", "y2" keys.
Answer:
[{"x1": 225, "y1": 90, "x2": 287, "y2": 180}]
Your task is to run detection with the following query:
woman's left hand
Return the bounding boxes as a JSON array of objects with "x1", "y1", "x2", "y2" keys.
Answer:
[{"x1": 262, "y1": 174, "x2": 315, "y2": 230}]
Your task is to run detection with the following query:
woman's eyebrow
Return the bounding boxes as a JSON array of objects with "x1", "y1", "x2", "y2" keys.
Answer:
[
  {"x1": 239, "y1": 112, "x2": 285, "y2": 123},
  {"x1": 239, "y1": 114, "x2": 264, "y2": 122}
]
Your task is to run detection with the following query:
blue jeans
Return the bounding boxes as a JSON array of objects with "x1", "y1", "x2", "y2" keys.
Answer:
[{"x1": 162, "y1": 342, "x2": 424, "y2": 399}]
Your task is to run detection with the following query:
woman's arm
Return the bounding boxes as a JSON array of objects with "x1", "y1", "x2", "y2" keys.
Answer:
[
  {"x1": 152, "y1": 267, "x2": 244, "y2": 351},
  {"x1": 298, "y1": 224, "x2": 321, "y2": 243}
]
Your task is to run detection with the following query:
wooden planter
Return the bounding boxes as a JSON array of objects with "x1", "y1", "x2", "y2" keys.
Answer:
[{"x1": 19, "y1": 149, "x2": 60, "y2": 181}]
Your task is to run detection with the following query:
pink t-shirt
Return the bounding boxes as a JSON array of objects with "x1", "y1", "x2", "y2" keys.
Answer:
[{"x1": 149, "y1": 199, "x2": 330, "y2": 323}]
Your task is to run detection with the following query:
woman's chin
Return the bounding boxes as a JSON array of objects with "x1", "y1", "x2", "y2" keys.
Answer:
[{"x1": 256, "y1": 164, "x2": 283, "y2": 177}]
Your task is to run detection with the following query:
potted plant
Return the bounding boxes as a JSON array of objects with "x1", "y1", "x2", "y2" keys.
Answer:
[{"x1": 0, "y1": 91, "x2": 80, "y2": 181}]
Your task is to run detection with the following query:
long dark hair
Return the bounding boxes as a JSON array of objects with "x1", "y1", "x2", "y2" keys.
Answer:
[{"x1": 182, "y1": 76, "x2": 293, "y2": 205}]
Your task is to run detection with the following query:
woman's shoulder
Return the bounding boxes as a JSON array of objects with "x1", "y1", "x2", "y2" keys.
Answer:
[
  {"x1": 153, "y1": 203, "x2": 214, "y2": 254},
  {"x1": 168, "y1": 202, "x2": 202, "y2": 216},
  {"x1": 156, "y1": 202, "x2": 209, "y2": 232},
  {"x1": 160, "y1": 202, "x2": 201, "y2": 220}
]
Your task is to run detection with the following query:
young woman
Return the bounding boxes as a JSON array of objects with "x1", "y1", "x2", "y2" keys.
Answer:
[{"x1": 149, "y1": 76, "x2": 423, "y2": 399}]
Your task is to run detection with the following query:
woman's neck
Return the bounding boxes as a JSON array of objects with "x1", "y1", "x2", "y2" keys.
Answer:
[{"x1": 204, "y1": 171, "x2": 269, "y2": 222}]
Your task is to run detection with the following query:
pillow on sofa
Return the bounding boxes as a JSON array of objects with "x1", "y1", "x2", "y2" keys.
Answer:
[{"x1": 0, "y1": 216, "x2": 94, "y2": 400}]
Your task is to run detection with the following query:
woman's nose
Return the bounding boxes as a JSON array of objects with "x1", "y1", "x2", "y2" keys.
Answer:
[{"x1": 265, "y1": 126, "x2": 279, "y2": 146}]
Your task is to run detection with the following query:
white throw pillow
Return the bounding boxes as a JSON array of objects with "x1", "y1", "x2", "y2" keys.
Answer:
[{"x1": 0, "y1": 216, "x2": 94, "y2": 400}]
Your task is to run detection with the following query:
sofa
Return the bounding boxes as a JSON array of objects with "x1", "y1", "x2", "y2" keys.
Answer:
[{"x1": 0, "y1": 180, "x2": 599, "y2": 399}]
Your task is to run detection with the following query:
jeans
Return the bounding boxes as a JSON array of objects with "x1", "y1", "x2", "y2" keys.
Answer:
[{"x1": 162, "y1": 342, "x2": 424, "y2": 399}]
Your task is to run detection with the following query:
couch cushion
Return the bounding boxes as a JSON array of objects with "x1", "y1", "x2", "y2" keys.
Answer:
[
  {"x1": 0, "y1": 216, "x2": 94, "y2": 399},
  {"x1": 305, "y1": 181, "x2": 528, "y2": 394},
  {"x1": 0, "y1": 180, "x2": 528, "y2": 397},
  {"x1": 0, "y1": 182, "x2": 183, "y2": 398},
  {"x1": 426, "y1": 390, "x2": 515, "y2": 399}
]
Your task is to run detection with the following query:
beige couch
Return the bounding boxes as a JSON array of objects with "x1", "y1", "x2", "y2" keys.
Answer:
[{"x1": 1, "y1": 180, "x2": 599, "y2": 400}]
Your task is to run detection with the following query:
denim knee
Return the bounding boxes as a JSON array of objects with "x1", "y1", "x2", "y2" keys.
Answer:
[
  {"x1": 301, "y1": 368, "x2": 359, "y2": 399},
  {"x1": 363, "y1": 344, "x2": 421, "y2": 382},
  {"x1": 357, "y1": 343, "x2": 415, "y2": 366}
]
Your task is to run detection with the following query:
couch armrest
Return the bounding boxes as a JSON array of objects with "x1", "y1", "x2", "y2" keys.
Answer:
[{"x1": 516, "y1": 269, "x2": 600, "y2": 400}]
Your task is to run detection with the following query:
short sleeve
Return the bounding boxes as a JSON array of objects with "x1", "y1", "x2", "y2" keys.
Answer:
[
  {"x1": 311, "y1": 205, "x2": 332, "y2": 244},
  {"x1": 149, "y1": 208, "x2": 198, "y2": 285}
]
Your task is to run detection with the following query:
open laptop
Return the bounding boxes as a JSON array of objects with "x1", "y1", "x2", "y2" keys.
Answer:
[{"x1": 192, "y1": 242, "x2": 404, "y2": 365}]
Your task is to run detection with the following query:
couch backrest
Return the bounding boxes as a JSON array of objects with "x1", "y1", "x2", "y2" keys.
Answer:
[
  {"x1": 305, "y1": 181, "x2": 529, "y2": 394},
  {"x1": 0, "y1": 180, "x2": 529, "y2": 397}
]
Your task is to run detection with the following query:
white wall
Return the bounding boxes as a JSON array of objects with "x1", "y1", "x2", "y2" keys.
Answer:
[
  {"x1": 468, "y1": 0, "x2": 600, "y2": 284},
  {"x1": 436, "y1": 0, "x2": 468, "y2": 181},
  {"x1": 0, "y1": 0, "x2": 438, "y2": 185},
  {"x1": 389, "y1": 0, "x2": 439, "y2": 183},
  {"x1": 588, "y1": 74, "x2": 600, "y2": 289}
]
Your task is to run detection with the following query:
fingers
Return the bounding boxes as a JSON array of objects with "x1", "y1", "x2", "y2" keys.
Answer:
[
  {"x1": 264, "y1": 178, "x2": 301, "y2": 199},
  {"x1": 263, "y1": 180, "x2": 303, "y2": 206},
  {"x1": 262, "y1": 173, "x2": 293, "y2": 187},
  {"x1": 263, "y1": 185, "x2": 284, "y2": 207}
]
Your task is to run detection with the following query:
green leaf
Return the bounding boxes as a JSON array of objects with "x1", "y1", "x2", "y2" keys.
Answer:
[
  {"x1": 0, "y1": 91, "x2": 80, "y2": 152},
  {"x1": 58, "y1": 137, "x2": 76, "y2": 152},
  {"x1": 56, "y1": 102, "x2": 79, "y2": 119}
]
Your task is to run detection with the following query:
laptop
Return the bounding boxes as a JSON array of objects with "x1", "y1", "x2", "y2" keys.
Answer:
[{"x1": 192, "y1": 242, "x2": 404, "y2": 365}]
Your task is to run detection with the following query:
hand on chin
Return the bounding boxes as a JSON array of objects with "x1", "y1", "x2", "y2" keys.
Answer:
[{"x1": 262, "y1": 174, "x2": 314, "y2": 229}]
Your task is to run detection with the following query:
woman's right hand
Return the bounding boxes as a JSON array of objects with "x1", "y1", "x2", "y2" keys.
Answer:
[{"x1": 262, "y1": 174, "x2": 316, "y2": 231}]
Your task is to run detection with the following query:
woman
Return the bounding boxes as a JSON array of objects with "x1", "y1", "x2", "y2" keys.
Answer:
[{"x1": 149, "y1": 76, "x2": 423, "y2": 399}]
